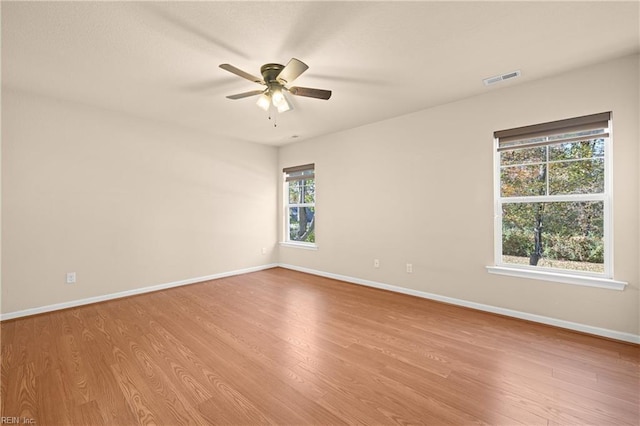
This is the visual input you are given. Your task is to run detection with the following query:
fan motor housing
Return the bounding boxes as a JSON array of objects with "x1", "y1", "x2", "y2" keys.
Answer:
[{"x1": 261, "y1": 63, "x2": 285, "y2": 84}]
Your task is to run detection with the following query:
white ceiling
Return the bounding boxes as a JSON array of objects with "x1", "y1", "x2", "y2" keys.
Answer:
[{"x1": 2, "y1": 1, "x2": 639, "y2": 146}]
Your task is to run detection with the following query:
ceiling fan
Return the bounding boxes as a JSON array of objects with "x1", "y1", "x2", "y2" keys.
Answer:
[{"x1": 219, "y1": 58, "x2": 332, "y2": 114}]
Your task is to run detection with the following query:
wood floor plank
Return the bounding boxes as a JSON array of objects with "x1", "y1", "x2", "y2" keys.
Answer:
[
  {"x1": 6, "y1": 362, "x2": 37, "y2": 421},
  {"x1": 1, "y1": 267, "x2": 638, "y2": 425},
  {"x1": 110, "y1": 362, "x2": 161, "y2": 425},
  {"x1": 144, "y1": 310, "x2": 314, "y2": 424},
  {"x1": 36, "y1": 368, "x2": 74, "y2": 426},
  {"x1": 77, "y1": 400, "x2": 106, "y2": 426}
]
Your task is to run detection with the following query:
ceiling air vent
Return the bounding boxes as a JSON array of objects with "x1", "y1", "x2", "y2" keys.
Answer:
[{"x1": 483, "y1": 70, "x2": 521, "y2": 86}]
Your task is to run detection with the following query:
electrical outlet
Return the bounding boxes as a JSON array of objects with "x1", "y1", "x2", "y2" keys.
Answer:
[
  {"x1": 373, "y1": 259, "x2": 380, "y2": 268},
  {"x1": 406, "y1": 263, "x2": 413, "y2": 273},
  {"x1": 66, "y1": 272, "x2": 76, "y2": 284},
  {"x1": 261, "y1": 247, "x2": 267, "y2": 255}
]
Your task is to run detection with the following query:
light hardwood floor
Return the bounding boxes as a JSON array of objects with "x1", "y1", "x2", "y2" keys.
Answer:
[{"x1": 1, "y1": 267, "x2": 638, "y2": 425}]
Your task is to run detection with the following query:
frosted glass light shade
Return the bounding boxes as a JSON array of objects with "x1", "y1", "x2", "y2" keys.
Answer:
[{"x1": 256, "y1": 93, "x2": 270, "y2": 111}]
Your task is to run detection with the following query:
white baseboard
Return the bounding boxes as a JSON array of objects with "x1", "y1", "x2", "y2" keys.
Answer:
[
  {"x1": 0, "y1": 264, "x2": 278, "y2": 321},
  {"x1": 4, "y1": 262, "x2": 638, "y2": 344},
  {"x1": 278, "y1": 263, "x2": 640, "y2": 344}
]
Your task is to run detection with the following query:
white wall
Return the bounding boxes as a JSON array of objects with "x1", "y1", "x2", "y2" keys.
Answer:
[
  {"x1": 279, "y1": 54, "x2": 640, "y2": 336},
  {"x1": 2, "y1": 55, "x2": 638, "y2": 339},
  {"x1": 2, "y1": 89, "x2": 278, "y2": 314}
]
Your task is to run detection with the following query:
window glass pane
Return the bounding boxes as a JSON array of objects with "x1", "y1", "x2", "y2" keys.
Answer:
[
  {"x1": 500, "y1": 146, "x2": 546, "y2": 166},
  {"x1": 288, "y1": 179, "x2": 315, "y2": 204},
  {"x1": 549, "y1": 159, "x2": 604, "y2": 195},
  {"x1": 500, "y1": 164, "x2": 546, "y2": 197},
  {"x1": 502, "y1": 201, "x2": 604, "y2": 273},
  {"x1": 288, "y1": 206, "x2": 315, "y2": 243},
  {"x1": 548, "y1": 139, "x2": 604, "y2": 161},
  {"x1": 288, "y1": 183, "x2": 300, "y2": 204},
  {"x1": 303, "y1": 180, "x2": 315, "y2": 203}
]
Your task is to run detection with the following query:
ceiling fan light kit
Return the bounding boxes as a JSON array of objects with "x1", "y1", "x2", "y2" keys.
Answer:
[{"x1": 220, "y1": 58, "x2": 331, "y2": 121}]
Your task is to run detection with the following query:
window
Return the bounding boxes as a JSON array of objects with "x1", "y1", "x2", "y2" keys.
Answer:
[
  {"x1": 283, "y1": 164, "x2": 315, "y2": 245},
  {"x1": 491, "y1": 112, "x2": 622, "y2": 287}
]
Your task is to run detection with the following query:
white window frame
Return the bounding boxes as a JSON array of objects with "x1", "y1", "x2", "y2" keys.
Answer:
[
  {"x1": 281, "y1": 164, "x2": 317, "y2": 249},
  {"x1": 487, "y1": 113, "x2": 626, "y2": 290}
]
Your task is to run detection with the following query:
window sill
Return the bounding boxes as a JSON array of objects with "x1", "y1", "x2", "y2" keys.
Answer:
[
  {"x1": 486, "y1": 266, "x2": 627, "y2": 290},
  {"x1": 279, "y1": 241, "x2": 318, "y2": 250}
]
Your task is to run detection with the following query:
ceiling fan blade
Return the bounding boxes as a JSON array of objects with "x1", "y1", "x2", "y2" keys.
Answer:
[
  {"x1": 219, "y1": 64, "x2": 264, "y2": 84},
  {"x1": 276, "y1": 58, "x2": 309, "y2": 84},
  {"x1": 226, "y1": 89, "x2": 265, "y2": 100},
  {"x1": 289, "y1": 86, "x2": 332, "y2": 100}
]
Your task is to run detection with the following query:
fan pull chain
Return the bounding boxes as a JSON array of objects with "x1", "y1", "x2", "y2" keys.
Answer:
[{"x1": 268, "y1": 107, "x2": 277, "y2": 127}]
